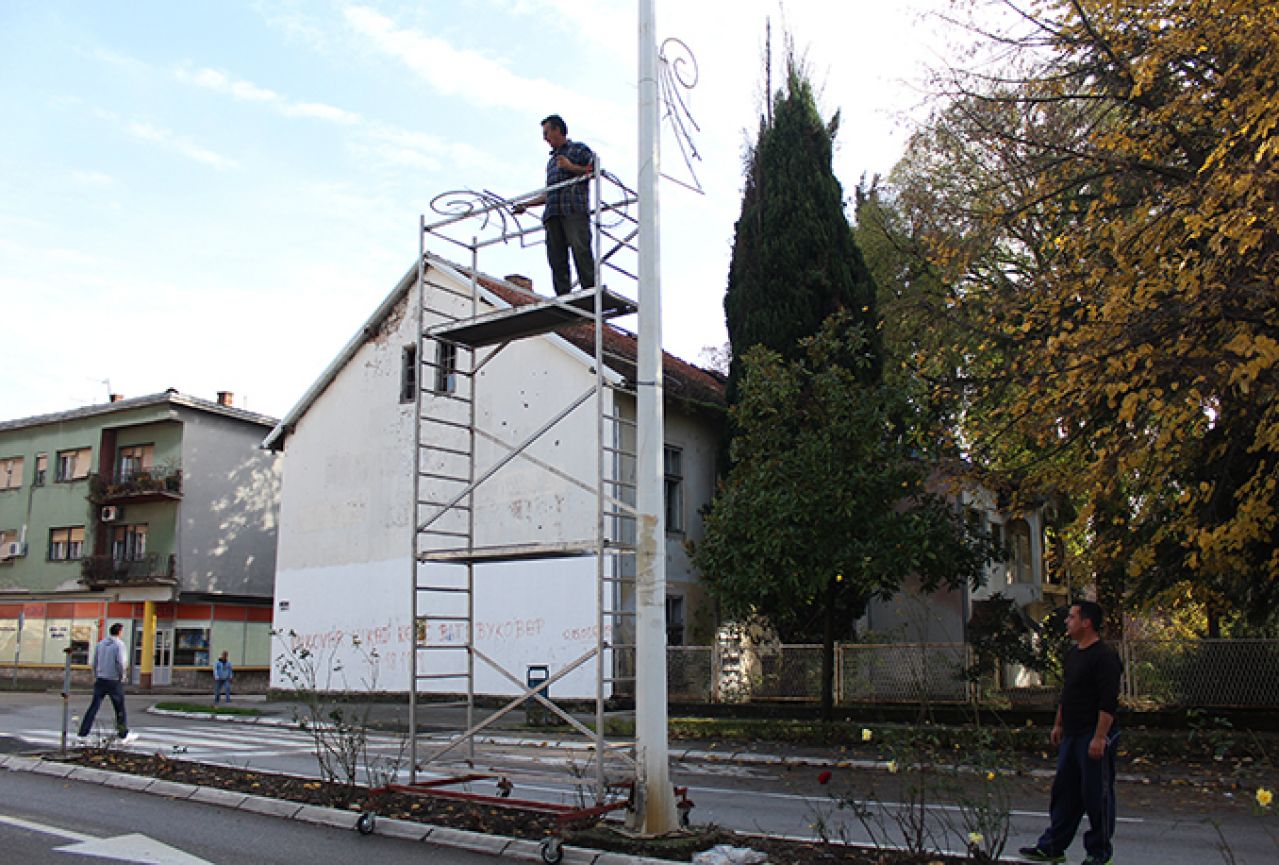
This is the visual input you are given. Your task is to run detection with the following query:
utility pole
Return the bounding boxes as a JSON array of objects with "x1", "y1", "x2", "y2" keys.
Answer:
[{"x1": 631, "y1": 0, "x2": 678, "y2": 834}]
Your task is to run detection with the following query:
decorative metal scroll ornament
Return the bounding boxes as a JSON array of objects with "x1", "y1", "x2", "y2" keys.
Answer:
[
  {"x1": 658, "y1": 37, "x2": 703, "y2": 194},
  {"x1": 427, "y1": 188, "x2": 541, "y2": 247}
]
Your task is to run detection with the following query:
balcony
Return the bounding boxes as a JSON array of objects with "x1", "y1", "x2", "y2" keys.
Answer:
[
  {"x1": 80, "y1": 553, "x2": 177, "y2": 588},
  {"x1": 88, "y1": 467, "x2": 183, "y2": 503}
]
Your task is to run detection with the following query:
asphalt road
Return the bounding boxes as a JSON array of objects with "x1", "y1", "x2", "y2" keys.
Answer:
[
  {"x1": 0, "y1": 768, "x2": 505, "y2": 864},
  {"x1": 2, "y1": 691, "x2": 1276, "y2": 863}
]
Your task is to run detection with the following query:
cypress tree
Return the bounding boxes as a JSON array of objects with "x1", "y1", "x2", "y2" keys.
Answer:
[{"x1": 724, "y1": 52, "x2": 879, "y2": 406}]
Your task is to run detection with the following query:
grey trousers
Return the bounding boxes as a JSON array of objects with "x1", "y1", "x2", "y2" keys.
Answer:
[{"x1": 544, "y1": 213, "x2": 595, "y2": 296}]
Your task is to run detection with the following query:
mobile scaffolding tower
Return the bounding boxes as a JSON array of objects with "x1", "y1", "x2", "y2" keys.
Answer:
[{"x1": 406, "y1": 2, "x2": 681, "y2": 835}]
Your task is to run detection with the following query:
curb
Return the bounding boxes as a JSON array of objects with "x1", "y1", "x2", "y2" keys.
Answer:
[{"x1": 0, "y1": 752, "x2": 683, "y2": 865}]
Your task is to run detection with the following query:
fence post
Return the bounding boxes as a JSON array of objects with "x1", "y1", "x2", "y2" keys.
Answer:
[
  {"x1": 835, "y1": 642, "x2": 843, "y2": 705},
  {"x1": 710, "y1": 637, "x2": 720, "y2": 704}
]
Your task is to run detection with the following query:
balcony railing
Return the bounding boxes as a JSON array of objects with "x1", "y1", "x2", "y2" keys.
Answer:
[
  {"x1": 88, "y1": 467, "x2": 183, "y2": 502},
  {"x1": 80, "y1": 553, "x2": 177, "y2": 586}
]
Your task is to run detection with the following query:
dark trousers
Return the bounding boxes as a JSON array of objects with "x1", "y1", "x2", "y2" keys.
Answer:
[
  {"x1": 79, "y1": 677, "x2": 128, "y2": 736},
  {"x1": 1037, "y1": 732, "x2": 1117, "y2": 860},
  {"x1": 544, "y1": 213, "x2": 595, "y2": 296}
]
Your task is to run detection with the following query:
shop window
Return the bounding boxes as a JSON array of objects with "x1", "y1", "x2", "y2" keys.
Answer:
[
  {"x1": 0, "y1": 456, "x2": 24, "y2": 490},
  {"x1": 174, "y1": 627, "x2": 210, "y2": 667},
  {"x1": 49, "y1": 526, "x2": 85, "y2": 561}
]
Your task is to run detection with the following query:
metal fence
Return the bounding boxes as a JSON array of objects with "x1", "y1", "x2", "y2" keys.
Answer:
[{"x1": 667, "y1": 639, "x2": 1279, "y2": 709}]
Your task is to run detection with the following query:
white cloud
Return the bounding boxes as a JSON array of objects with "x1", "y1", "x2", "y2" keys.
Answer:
[
  {"x1": 283, "y1": 101, "x2": 363, "y2": 125},
  {"x1": 343, "y1": 5, "x2": 584, "y2": 113},
  {"x1": 181, "y1": 66, "x2": 281, "y2": 102},
  {"x1": 124, "y1": 121, "x2": 240, "y2": 170}
]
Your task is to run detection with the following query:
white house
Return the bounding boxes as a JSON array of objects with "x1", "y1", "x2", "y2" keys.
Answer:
[{"x1": 263, "y1": 257, "x2": 724, "y2": 696}]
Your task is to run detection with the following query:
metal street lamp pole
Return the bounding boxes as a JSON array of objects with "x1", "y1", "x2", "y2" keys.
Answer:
[{"x1": 631, "y1": 0, "x2": 677, "y2": 835}]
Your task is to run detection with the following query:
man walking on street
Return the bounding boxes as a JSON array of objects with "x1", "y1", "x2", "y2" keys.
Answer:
[
  {"x1": 78, "y1": 622, "x2": 136, "y2": 742},
  {"x1": 512, "y1": 114, "x2": 596, "y2": 296},
  {"x1": 1020, "y1": 600, "x2": 1123, "y2": 865}
]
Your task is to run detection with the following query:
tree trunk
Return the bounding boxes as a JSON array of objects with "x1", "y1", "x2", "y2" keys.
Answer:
[{"x1": 820, "y1": 576, "x2": 836, "y2": 722}]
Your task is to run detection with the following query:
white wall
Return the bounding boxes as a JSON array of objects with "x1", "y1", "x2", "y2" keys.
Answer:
[{"x1": 272, "y1": 265, "x2": 717, "y2": 694}]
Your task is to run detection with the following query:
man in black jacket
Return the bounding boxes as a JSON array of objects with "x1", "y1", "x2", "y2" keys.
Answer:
[{"x1": 1020, "y1": 600, "x2": 1123, "y2": 865}]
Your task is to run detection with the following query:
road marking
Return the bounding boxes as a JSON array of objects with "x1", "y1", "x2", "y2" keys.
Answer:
[
  {"x1": 0, "y1": 813, "x2": 96, "y2": 843},
  {"x1": 57, "y1": 833, "x2": 214, "y2": 864},
  {"x1": 0, "y1": 815, "x2": 213, "y2": 863}
]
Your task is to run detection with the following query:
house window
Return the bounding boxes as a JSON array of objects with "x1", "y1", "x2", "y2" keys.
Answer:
[
  {"x1": 111, "y1": 524, "x2": 148, "y2": 562},
  {"x1": 117, "y1": 444, "x2": 154, "y2": 482},
  {"x1": 1008, "y1": 519, "x2": 1033, "y2": 584},
  {"x1": 664, "y1": 446, "x2": 684, "y2": 533},
  {"x1": 434, "y1": 341, "x2": 458, "y2": 394},
  {"x1": 34, "y1": 453, "x2": 47, "y2": 486},
  {"x1": 665, "y1": 595, "x2": 685, "y2": 647},
  {"x1": 174, "y1": 627, "x2": 211, "y2": 667},
  {"x1": 0, "y1": 456, "x2": 23, "y2": 490},
  {"x1": 49, "y1": 526, "x2": 86, "y2": 561},
  {"x1": 400, "y1": 344, "x2": 417, "y2": 403},
  {"x1": 55, "y1": 448, "x2": 92, "y2": 482}
]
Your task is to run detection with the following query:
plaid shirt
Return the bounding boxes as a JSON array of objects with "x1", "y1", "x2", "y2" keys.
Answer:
[{"x1": 543, "y1": 139, "x2": 595, "y2": 219}]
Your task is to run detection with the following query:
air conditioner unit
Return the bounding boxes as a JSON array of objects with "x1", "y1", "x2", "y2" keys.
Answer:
[
  {"x1": 2, "y1": 541, "x2": 23, "y2": 559},
  {"x1": 101, "y1": 505, "x2": 122, "y2": 523}
]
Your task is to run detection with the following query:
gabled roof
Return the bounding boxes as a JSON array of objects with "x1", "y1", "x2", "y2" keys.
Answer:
[
  {"x1": 0, "y1": 389, "x2": 278, "y2": 433},
  {"x1": 262, "y1": 255, "x2": 725, "y2": 451}
]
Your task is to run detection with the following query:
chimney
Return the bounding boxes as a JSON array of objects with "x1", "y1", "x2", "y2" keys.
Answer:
[
  {"x1": 505, "y1": 274, "x2": 533, "y2": 292},
  {"x1": 217, "y1": 391, "x2": 234, "y2": 407},
  {"x1": 109, "y1": 394, "x2": 123, "y2": 403}
]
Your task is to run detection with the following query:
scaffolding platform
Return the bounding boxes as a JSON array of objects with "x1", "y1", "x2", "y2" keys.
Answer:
[{"x1": 429, "y1": 286, "x2": 637, "y2": 348}]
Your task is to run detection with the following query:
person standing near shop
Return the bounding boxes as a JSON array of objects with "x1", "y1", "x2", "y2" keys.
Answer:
[
  {"x1": 78, "y1": 622, "x2": 136, "y2": 742},
  {"x1": 1020, "y1": 601, "x2": 1123, "y2": 865},
  {"x1": 214, "y1": 650, "x2": 234, "y2": 704},
  {"x1": 512, "y1": 114, "x2": 596, "y2": 296}
]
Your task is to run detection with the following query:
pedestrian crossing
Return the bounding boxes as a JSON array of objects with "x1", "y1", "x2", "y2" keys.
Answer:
[{"x1": 18, "y1": 720, "x2": 406, "y2": 763}]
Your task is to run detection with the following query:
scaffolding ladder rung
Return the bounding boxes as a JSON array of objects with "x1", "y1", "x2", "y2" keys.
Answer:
[
  {"x1": 418, "y1": 500, "x2": 473, "y2": 510},
  {"x1": 420, "y1": 529, "x2": 471, "y2": 539},
  {"x1": 412, "y1": 699, "x2": 471, "y2": 709},
  {"x1": 416, "y1": 644, "x2": 469, "y2": 650},
  {"x1": 416, "y1": 585, "x2": 471, "y2": 593},
  {"x1": 416, "y1": 472, "x2": 472, "y2": 485},
  {"x1": 418, "y1": 415, "x2": 474, "y2": 432},
  {"x1": 418, "y1": 615, "x2": 471, "y2": 622},
  {"x1": 602, "y1": 445, "x2": 637, "y2": 458},
  {"x1": 416, "y1": 672, "x2": 469, "y2": 680},
  {"x1": 420, "y1": 444, "x2": 473, "y2": 458},
  {"x1": 602, "y1": 413, "x2": 637, "y2": 427}
]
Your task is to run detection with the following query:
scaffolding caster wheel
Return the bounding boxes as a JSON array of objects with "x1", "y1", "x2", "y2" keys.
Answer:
[
  {"x1": 356, "y1": 812, "x2": 376, "y2": 835},
  {"x1": 540, "y1": 836, "x2": 563, "y2": 864},
  {"x1": 676, "y1": 785, "x2": 694, "y2": 829}
]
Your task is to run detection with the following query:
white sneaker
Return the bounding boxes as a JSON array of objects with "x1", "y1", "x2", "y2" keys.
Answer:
[{"x1": 120, "y1": 731, "x2": 140, "y2": 745}]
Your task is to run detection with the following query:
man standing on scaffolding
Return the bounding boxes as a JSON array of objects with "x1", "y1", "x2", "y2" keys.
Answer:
[{"x1": 513, "y1": 114, "x2": 596, "y2": 296}]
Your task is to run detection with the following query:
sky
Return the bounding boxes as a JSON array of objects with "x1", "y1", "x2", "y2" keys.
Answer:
[{"x1": 0, "y1": 0, "x2": 955, "y2": 422}]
